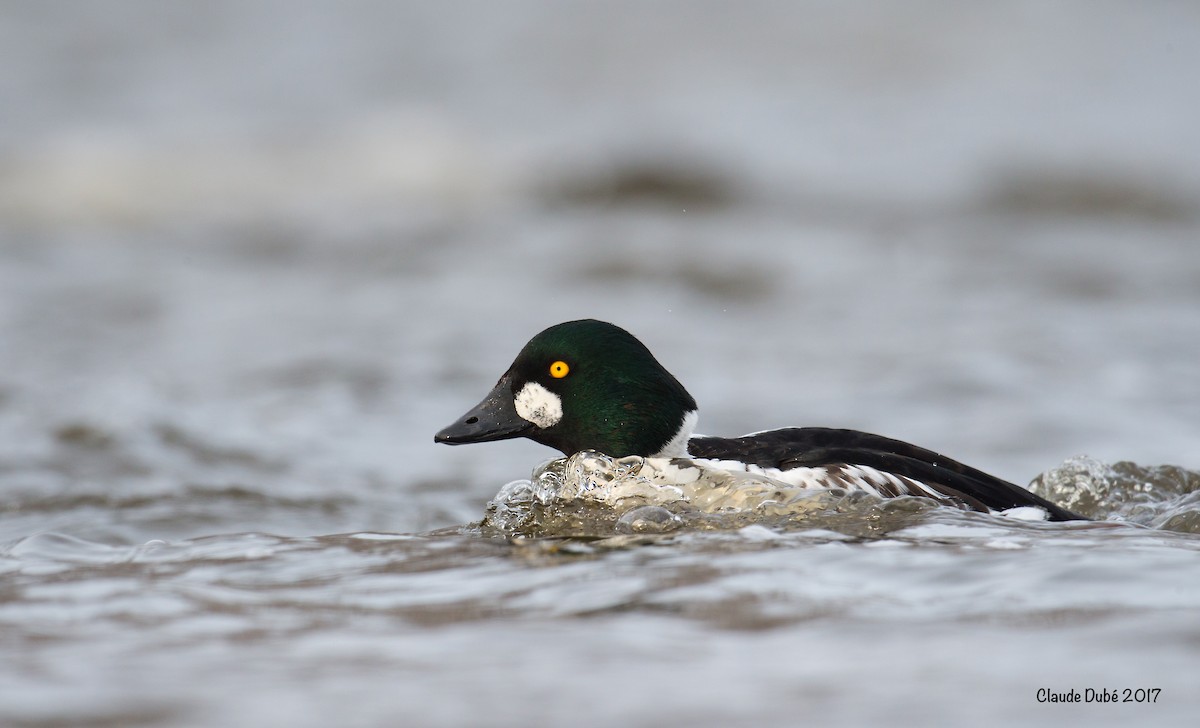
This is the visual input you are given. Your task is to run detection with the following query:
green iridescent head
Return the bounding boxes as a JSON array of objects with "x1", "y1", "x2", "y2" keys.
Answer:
[{"x1": 436, "y1": 320, "x2": 698, "y2": 457}]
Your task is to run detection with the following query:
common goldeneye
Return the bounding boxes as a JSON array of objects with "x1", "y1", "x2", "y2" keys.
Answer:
[{"x1": 435, "y1": 319, "x2": 1084, "y2": 521}]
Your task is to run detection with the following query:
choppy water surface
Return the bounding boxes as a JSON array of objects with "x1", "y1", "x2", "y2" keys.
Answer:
[
  {"x1": 4, "y1": 2, "x2": 1200, "y2": 727},
  {"x1": 4, "y1": 457, "x2": 1200, "y2": 727}
]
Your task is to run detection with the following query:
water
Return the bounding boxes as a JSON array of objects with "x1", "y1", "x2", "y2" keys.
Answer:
[
  {"x1": 4, "y1": 461, "x2": 1200, "y2": 727},
  {"x1": 3, "y1": 2, "x2": 1200, "y2": 726}
]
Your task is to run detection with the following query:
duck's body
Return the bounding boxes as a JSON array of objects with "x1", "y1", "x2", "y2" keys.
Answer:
[{"x1": 436, "y1": 319, "x2": 1084, "y2": 521}]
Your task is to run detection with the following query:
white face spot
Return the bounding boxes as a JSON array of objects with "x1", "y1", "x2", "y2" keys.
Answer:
[{"x1": 514, "y1": 382, "x2": 563, "y2": 429}]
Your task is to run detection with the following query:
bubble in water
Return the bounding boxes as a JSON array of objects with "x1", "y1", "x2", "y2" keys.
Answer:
[{"x1": 616, "y1": 506, "x2": 682, "y2": 534}]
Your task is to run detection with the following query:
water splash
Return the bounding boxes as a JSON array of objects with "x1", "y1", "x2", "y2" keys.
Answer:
[
  {"x1": 481, "y1": 450, "x2": 940, "y2": 538},
  {"x1": 484, "y1": 452, "x2": 1200, "y2": 538},
  {"x1": 1030, "y1": 456, "x2": 1200, "y2": 532}
]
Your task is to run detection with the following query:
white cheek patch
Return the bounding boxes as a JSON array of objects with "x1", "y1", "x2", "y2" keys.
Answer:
[{"x1": 514, "y1": 382, "x2": 563, "y2": 429}]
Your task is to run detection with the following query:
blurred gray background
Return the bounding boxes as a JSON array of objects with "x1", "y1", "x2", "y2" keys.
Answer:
[{"x1": 2, "y1": 0, "x2": 1198, "y2": 538}]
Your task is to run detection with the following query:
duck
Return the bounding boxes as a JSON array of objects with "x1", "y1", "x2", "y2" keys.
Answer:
[{"x1": 435, "y1": 319, "x2": 1084, "y2": 521}]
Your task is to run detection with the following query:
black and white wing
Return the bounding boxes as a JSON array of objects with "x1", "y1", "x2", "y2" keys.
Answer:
[{"x1": 688, "y1": 427, "x2": 1083, "y2": 521}]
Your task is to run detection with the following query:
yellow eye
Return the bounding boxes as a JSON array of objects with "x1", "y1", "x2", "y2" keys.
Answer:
[{"x1": 549, "y1": 360, "x2": 570, "y2": 379}]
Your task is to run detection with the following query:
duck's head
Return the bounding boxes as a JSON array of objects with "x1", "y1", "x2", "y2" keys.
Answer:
[{"x1": 435, "y1": 319, "x2": 698, "y2": 458}]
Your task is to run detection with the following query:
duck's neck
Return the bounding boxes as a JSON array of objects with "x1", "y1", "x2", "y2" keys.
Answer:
[{"x1": 650, "y1": 410, "x2": 699, "y2": 458}]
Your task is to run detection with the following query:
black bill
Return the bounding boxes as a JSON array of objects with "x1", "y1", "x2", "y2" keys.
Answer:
[{"x1": 434, "y1": 376, "x2": 533, "y2": 445}]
